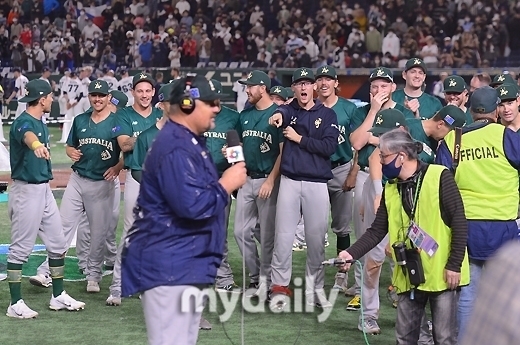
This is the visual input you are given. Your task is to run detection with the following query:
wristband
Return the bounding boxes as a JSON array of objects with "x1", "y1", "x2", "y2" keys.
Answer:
[
  {"x1": 373, "y1": 180, "x2": 383, "y2": 196},
  {"x1": 31, "y1": 141, "x2": 44, "y2": 150}
]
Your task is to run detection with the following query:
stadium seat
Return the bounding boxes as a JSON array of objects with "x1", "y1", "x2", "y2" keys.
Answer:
[{"x1": 218, "y1": 62, "x2": 228, "y2": 68}]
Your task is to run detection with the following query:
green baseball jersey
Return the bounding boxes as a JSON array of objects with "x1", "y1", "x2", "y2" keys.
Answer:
[
  {"x1": 392, "y1": 89, "x2": 443, "y2": 119},
  {"x1": 112, "y1": 106, "x2": 163, "y2": 168},
  {"x1": 351, "y1": 103, "x2": 414, "y2": 168},
  {"x1": 203, "y1": 105, "x2": 240, "y2": 176},
  {"x1": 406, "y1": 118, "x2": 438, "y2": 152},
  {"x1": 129, "y1": 124, "x2": 159, "y2": 171},
  {"x1": 237, "y1": 103, "x2": 282, "y2": 174},
  {"x1": 464, "y1": 108, "x2": 473, "y2": 126},
  {"x1": 330, "y1": 97, "x2": 361, "y2": 164},
  {"x1": 67, "y1": 111, "x2": 121, "y2": 180},
  {"x1": 9, "y1": 112, "x2": 52, "y2": 183}
]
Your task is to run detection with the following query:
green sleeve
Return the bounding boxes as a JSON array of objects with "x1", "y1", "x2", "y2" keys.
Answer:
[
  {"x1": 350, "y1": 105, "x2": 368, "y2": 131},
  {"x1": 12, "y1": 121, "x2": 36, "y2": 146},
  {"x1": 66, "y1": 117, "x2": 78, "y2": 147},
  {"x1": 130, "y1": 135, "x2": 147, "y2": 171},
  {"x1": 113, "y1": 109, "x2": 132, "y2": 138}
]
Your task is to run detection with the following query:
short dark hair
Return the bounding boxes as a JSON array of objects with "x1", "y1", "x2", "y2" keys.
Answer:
[{"x1": 27, "y1": 98, "x2": 41, "y2": 107}]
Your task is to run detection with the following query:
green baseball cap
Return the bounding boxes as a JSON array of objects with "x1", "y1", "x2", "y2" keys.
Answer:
[
  {"x1": 170, "y1": 75, "x2": 224, "y2": 104},
  {"x1": 269, "y1": 86, "x2": 288, "y2": 101},
  {"x1": 88, "y1": 79, "x2": 110, "y2": 95},
  {"x1": 158, "y1": 82, "x2": 177, "y2": 103},
  {"x1": 490, "y1": 73, "x2": 515, "y2": 87},
  {"x1": 238, "y1": 70, "x2": 271, "y2": 88},
  {"x1": 109, "y1": 90, "x2": 128, "y2": 108},
  {"x1": 368, "y1": 108, "x2": 407, "y2": 136},
  {"x1": 18, "y1": 79, "x2": 53, "y2": 103},
  {"x1": 405, "y1": 57, "x2": 427, "y2": 73},
  {"x1": 435, "y1": 105, "x2": 467, "y2": 128},
  {"x1": 285, "y1": 87, "x2": 294, "y2": 98},
  {"x1": 369, "y1": 67, "x2": 394, "y2": 83},
  {"x1": 132, "y1": 72, "x2": 155, "y2": 88},
  {"x1": 470, "y1": 86, "x2": 500, "y2": 114},
  {"x1": 292, "y1": 67, "x2": 315, "y2": 84},
  {"x1": 210, "y1": 79, "x2": 223, "y2": 94},
  {"x1": 443, "y1": 75, "x2": 467, "y2": 94},
  {"x1": 497, "y1": 83, "x2": 519, "y2": 102},
  {"x1": 315, "y1": 65, "x2": 337, "y2": 80}
]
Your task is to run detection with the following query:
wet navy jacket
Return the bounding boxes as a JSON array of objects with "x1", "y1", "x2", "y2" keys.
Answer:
[
  {"x1": 276, "y1": 99, "x2": 339, "y2": 183},
  {"x1": 121, "y1": 120, "x2": 229, "y2": 297}
]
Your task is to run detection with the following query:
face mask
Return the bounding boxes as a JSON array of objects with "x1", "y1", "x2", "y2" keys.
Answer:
[
  {"x1": 268, "y1": 34, "x2": 273, "y2": 38},
  {"x1": 289, "y1": 34, "x2": 295, "y2": 39},
  {"x1": 125, "y1": 9, "x2": 130, "y2": 14},
  {"x1": 14, "y1": 40, "x2": 19, "y2": 44},
  {"x1": 369, "y1": 26, "x2": 374, "y2": 31},
  {"x1": 13, "y1": 19, "x2": 18, "y2": 23},
  {"x1": 43, "y1": 20, "x2": 49, "y2": 24},
  {"x1": 34, "y1": 45, "x2": 39, "y2": 49},
  {"x1": 342, "y1": 4, "x2": 347, "y2": 9},
  {"x1": 255, "y1": 22, "x2": 261, "y2": 27},
  {"x1": 34, "y1": 19, "x2": 39, "y2": 24},
  {"x1": 382, "y1": 155, "x2": 402, "y2": 179},
  {"x1": 255, "y1": 6, "x2": 259, "y2": 11},
  {"x1": 168, "y1": 15, "x2": 173, "y2": 19},
  {"x1": 108, "y1": 29, "x2": 114, "y2": 33},
  {"x1": 396, "y1": 18, "x2": 402, "y2": 22},
  {"x1": 80, "y1": 11, "x2": 85, "y2": 15},
  {"x1": 72, "y1": 23, "x2": 76, "y2": 28},
  {"x1": 113, "y1": 15, "x2": 118, "y2": 20},
  {"x1": 94, "y1": 34, "x2": 99, "y2": 38},
  {"x1": 66, "y1": 32, "x2": 71, "y2": 37},
  {"x1": 235, "y1": 34, "x2": 240, "y2": 39}
]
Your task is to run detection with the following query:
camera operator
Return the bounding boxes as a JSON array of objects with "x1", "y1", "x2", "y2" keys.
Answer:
[
  {"x1": 80, "y1": 39, "x2": 98, "y2": 65},
  {"x1": 100, "y1": 45, "x2": 117, "y2": 71},
  {"x1": 339, "y1": 129, "x2": 469, "y2": 345}
]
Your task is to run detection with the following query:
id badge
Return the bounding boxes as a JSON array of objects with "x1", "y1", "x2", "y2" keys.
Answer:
[{"x1": 407, "y1": 221, "x2": 439, "y2": 257}]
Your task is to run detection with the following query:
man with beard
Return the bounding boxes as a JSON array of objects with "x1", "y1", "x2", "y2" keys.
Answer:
[
  {"x1": 268, "y1": 67, "x2": 339, "y2": 310},
  {"x1": 443, "y1": 75, "x2": 472, "y2": 125},
  {"x1": 230, "y1": 70, "x2": 282, "y2": 299},
  {"x1": 108, "y1": 72, "x2": 163, "y2": 306},
  {"x1": 348, "y1": 67, "x2": 414, "y2": 313},
  {"x1": 392, "y1": 58, "x2": 442, "y2": 119}
]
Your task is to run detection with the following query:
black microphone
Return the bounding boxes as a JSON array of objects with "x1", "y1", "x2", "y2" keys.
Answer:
[
  {"x1": 322, "y1": 258, "x2": 356, "y2": 266},
  {"x1": 226, "y1": 130, "x2": 244, "y2": 164}
]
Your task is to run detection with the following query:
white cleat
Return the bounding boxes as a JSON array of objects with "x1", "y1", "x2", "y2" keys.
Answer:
[
  {"x1": 106, "y1": 295, "x2": 122, "y2": 306},
  {"x1": 49, "y1": 291, "x2": 85, "y2": 311},
  {"x1": 29, "y1": 274, "x2": 52, "y2": 288},
  {"x1": 86, "y1": 281, "x2": 100, "y2": 293},
  {"x1": 315, "y1": 289, "x2": 333, "y2": 308},
  {"x1": 269, "y1": 294, "x2": 287, "y2": 312},
  {"x1": 6, "y1": 300, "x2": 39, "y2": 319}
]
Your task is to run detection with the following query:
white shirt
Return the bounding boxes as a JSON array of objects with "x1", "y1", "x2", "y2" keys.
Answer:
[
  {"x1": 15, "y1": 75, "x2": 29, "y2": 99},
  {"x1": 80, "y1": 77, "x2": 91, "y2": 97},
  {"x1": 421, "y1": 44, "x2": 439, "y2": 64},
  {"x1": 99, "y1": 76, "x2": 119, "y2": 91},
  {"x1": 232, "y1": 80, "x2": 248, "y2": 110},
  {"x1": 65, "y1": 77, "x2": 82, "y2": 103},
  {"x1": 175, "y1": 0, "x2": 190, "y2": 14},
  {"x1": 59, "y1": 76, "x2": 70, "y2": 96},
  {"x1": 39, "y1": 77, "x2": 50, "y2": 85},
  {"x1": 382, "y1": 33, "x2": 400, "y2": 58},
  {"x1": 118, "y1": 76, "x2": 134, "y2": 98}
]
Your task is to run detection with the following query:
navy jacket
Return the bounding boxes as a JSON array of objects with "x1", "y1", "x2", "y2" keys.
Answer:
[
  {"x1": 436, "y1": 121, "x2": 520, "y2": 260},
  {"x1": 121, "y1": 121, "x2": 229, "y2": 297},
  {"x1": 276, "y1": 99, "x2": 339, "y2": 182}
]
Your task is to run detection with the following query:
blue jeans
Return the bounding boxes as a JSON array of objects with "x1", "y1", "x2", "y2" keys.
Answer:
[
  {"x1": 457, "y1": 259, "x2": 484, "y2": 343},
  {"x1": 395, "y1": 289, "x2": 459, "y2": 345}
]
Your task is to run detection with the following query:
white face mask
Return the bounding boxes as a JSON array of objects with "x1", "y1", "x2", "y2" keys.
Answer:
[
  {"x1": 369, "y1": 27, "x2": 374, "y2": 31},
  {"x1": 255, "y1": 22, "x2": 261, "y2": 27},
  {"x1": 94, "y1": 34, "x2": 99, "y2": 38},
  {"x1": 66, "y1": 32, "x2": 71, "y2": 37},
  {"x1": 43, "y1": 20, "x2": 49, "y2": 24},
  {"x1": 268, "y1": 34, "x2": 273, "y2": 38},
  {"x1": 255, "y1": 6, "x2": 259, "y2": 11},
  {"x1": 289, "y1": 34, "x2": 295, "y2": 39},
  {"x1": 168, "y1": 15, "x2": 173, "y2": 19},
  {"x1": 80, "y1": 11, "x2": 85, "y2": 16},
  {"x1": 235, "y1": 34, "x2": 240, "y2": 39},
  {"x1": 113, "y1": 15, "x2": 118, "y2": 20}
]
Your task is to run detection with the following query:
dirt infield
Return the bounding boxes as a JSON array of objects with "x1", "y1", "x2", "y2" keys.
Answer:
[{"x1": 0, "y1": 169, "x2": 128, "y2": 190}]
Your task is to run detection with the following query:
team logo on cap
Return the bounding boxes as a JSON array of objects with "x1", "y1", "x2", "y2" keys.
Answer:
[
  {"x1": 375, "y1": 116, "x2": 383, "y2": 125},
  {"x1": 273, "y1": 87, "x2": 281, "y2": 93},
  {"x1": 414, "y1": 58, "x2": 421, "y2": 65},
  {"x1": 321, "y1": 66, "x2": 329, "y2": 74},
  {"x1": 376, "y1": 68, "x2": 385, "y2": 77},
  {"x1": 499, "y1": 87, "x2": 508, "y2": 96},
  {"x1": 139, "y1": 73, "x2": 147, "y2": 79},
  {"x1": 498, "y1": 75, "x2": 505, "y2": 82},
  {"x1": 449, "y1": 79, "x2": 457, "y2": 87},
  {"x1": 300, "y1": 69, "x2": 309, "y2": 77},
  {"x1": 247, "y1": 72, "x2": 253, "y2": 79},
  {"x1": 190, "y1": 88, "x2": 200, "y2": 98},
  {"x1": 94, "y1": 82, "x2": 102, "y2": 89},
  {"x1": 444, "y1": 114, "x2": 455, "y2": 125},
  {"x1": 208, "y1": 80, "x2": 216, "y2": 92},
  {"x1": 24, "y1": 88, "x2": 29, "y2": 96}
]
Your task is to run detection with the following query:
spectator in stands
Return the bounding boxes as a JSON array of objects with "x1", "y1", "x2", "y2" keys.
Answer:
[
  {"x1": 382, "y1": 28, "x2": 400, "y2": 60},
  {"x1": 421, "y1": 36, "x2": 439, "y2": 68}
]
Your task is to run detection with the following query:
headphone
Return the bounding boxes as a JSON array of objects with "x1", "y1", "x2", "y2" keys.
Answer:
[{"x1": 179, "y1": 73, "x2": 197, "y2": 114}]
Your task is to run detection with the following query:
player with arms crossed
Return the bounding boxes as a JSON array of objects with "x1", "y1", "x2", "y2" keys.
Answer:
[
  {"x1": 6, "y1": 79, "x2": 84, "y2": 318},
  {"x1": 108, "y1": 72, "x2": 162, "y2": 306}
]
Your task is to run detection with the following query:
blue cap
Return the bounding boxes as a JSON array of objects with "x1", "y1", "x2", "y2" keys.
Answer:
[{"x1": 470, "y1": 86, "x2": 500, "y2": 114}]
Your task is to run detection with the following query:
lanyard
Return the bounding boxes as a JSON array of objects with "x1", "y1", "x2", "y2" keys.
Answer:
[{"x1": 408, "y1": 172, "x2": 423, "y2": 222}]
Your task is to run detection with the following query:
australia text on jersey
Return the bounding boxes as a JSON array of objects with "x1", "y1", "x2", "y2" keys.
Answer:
[
  {"x1": 78, "y1": 138, "x2": 114, "y2": 151},
  {"x1": 242, "y1": 130, "x2": 273, "y2": 144}
]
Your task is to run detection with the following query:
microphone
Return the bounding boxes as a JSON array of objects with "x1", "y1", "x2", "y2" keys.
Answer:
[
  {"x1": 322, "y1": 258, "x2": 356, "y2": 266},
  {"x1": 226, "y1": 130, "x2": 244, "y2": 164}
]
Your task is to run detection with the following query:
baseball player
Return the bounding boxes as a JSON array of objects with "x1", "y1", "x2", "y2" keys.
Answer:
[
  {"x1": 443, "y1": 75, "x2": 473, "y2": 125},
  {"x1": 233, "y1": 71, "x2": 249, "y2": 112},
  {"x1": 5, "y1": 68, "x2": 29, "y2": 119},
  {"x1": 6, "y1": 79, "x2": 84, "y2": 319},
  {"x1": 348, "y1": 67, "x2": 414, "y2": 311},
  {"x1": 269, "y1": 86, "x2": 289, "y2": 105},
  {"x1": 118, "y1": 68, "x2": 134, "y2": 106},
  {"x1": 99, "y1": 69, "x2": 119, "y2": 91},
  {"x1": 497, "y1": 83, "x2": 520, "y2": 130},
  {"x1": 108, "y1": 72, "x2": 163, "y2": 306},
  {"x1": 79, "y1": 68, "x2": 92, "y2": 112},
  {"x1": 392, "y1": 58, "x2": 442, "y2": 119},
  {"x1": 58, "y1": 69, "x2": 71, "y2": 118},
  {"x1": 204, "y1": 79, "x2": 242, "y2": 293},
  {"x1": 58, "y1": 69, "x2": 82, "y2": 143},
  {"x1": 268, "y1": 67, "x2": 339, "y2": 309},
  {"x1": 31, "y1": 80, "x2": 122, "y2": 293},
  {"x1": 490, "y1": 73, "x2": 515, "y2": 88},
  {"x1": 315, "y1": 65, "x2": 362, "y2": 291},
  {"x1": 232, "y1": 70, "x2": 282, "y2": 298}
]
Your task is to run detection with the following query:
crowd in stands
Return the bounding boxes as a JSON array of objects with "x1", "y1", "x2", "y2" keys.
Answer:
[{"x1": 0, "y1": 0, "x2": 520, "y2": 73}]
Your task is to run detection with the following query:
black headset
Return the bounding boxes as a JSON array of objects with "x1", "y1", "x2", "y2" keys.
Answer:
[{"x1": 179, "y1": 73, "x2": 197, "y2": 114}]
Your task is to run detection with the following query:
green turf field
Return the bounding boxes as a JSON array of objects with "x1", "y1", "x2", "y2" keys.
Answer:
[{"x1": 0, "y1": 196, "x2": 399, "y2": 345}]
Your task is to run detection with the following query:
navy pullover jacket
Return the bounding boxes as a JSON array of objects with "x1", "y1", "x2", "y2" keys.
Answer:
[{"x1": 276, "y1": 98, "x2": 339, "y2": 183}]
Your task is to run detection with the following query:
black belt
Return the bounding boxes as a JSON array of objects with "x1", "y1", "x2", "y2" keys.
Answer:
[
  {"x1": 247, "y1": 172, "x2": 269, "y2": 179},
  {"x1": 359, "y1": 165, "x2": 370, "y2": 173},
  {"x1": 331, "y1": 161, "x2": 347, "y2": 169},
  {"x1": 14, "y1": 179, "x2": 49, "y2": 185}
]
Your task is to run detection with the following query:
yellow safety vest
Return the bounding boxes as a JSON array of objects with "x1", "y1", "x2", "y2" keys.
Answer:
[
  {"x1": 385, "y1": 164, "x2": 470, "y2": 293},
  {"x1": 443, "y1": 123, "x2": 519, "y2": 220}
]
